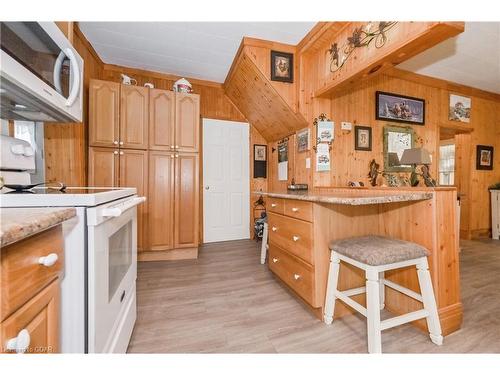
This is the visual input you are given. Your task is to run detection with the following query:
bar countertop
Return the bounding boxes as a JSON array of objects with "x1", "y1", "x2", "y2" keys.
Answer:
[
  {"x1": 0, "y1": 207, "x2": 76, "y2": 247},
  {"x1": 255, "y1": 190, "x2": 434, "y2": 206}
]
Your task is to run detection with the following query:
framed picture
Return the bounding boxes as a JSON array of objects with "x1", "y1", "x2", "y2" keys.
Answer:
[
  {"x1": 296, "y1": 128, "x2": 310, "y2": 152},
  {"x1": 383, "y1": 125, "x2": 415, "y2": 172},
  {"x1": 270, "y1": 50, "x2": 293, "y2": 83},
  {"x1": 317, "y1": 121, "x2": 334, "y2": 143},
  {"x1": 449, "y1": 94, "x2": 471, "y2": 123},
  {"x1": 354, "y1": 126, "x2": 372, "y2": 151},
  {"x1": 254, "y1": 144, "x2": 267, "y2": 161},
  {"x1": 476, "y1": 145, "x2": 494, "y2": 170},
  {"x1": 376, "y1": 91, "x2": 425, "y2": 125}
]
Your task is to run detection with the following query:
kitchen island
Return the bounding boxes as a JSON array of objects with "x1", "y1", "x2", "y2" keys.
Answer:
[{"x1": 257, "y1": 187, "x2": 462, "y2": 335}]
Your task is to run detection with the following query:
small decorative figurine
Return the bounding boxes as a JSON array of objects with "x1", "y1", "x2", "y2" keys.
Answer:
[
  {"x1": 368, "y1": 159, "x2": 380, "y2": 187},
  {"x1": 421, "y1": 165, "x2": 437, "y2": 187}
]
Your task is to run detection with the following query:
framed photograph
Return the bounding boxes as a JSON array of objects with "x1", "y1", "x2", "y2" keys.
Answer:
[
  {"x1": 383, "y1": 125, "x2": 415, "y2": 172},
  {"x1": 476, "y1": 145, "x2": 494, "y2": 170},
  {"x1": 270, "y1": 50, "x2": 293, "y2": 83},
  {"x1": 354, "y1": 126, "x2": 372, "y2": 151},
  {"x1": 254, "y1": 144, "x2": 267, "y2": 161},
  {"x1": 376, "y1": 91, "x2": 425, "y2": 125},
  {"x1": 296, "y1": 128, "x2": 310, "y2": 152},
  {"x1": 449, "y1": 94, "x2": 471, "y2": 123}
]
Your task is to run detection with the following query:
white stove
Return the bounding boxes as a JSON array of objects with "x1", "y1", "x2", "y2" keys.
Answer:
[{"x1": 1, "y1": 135, "x2": 144, "y2": 353}]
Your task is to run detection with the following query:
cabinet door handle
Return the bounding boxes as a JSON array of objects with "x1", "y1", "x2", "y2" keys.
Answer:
[
  {"x1": 271, "y1": 203, "x2": 277, "y2": 208},
  {"x1": 170, "y1": 154, "x2": 174, "y2": 159},
  {"x1": 175, "y1": 145, "x2": 179, "y2": 149},
  {"x1": 175, "y1": 154, "x2": 179, "y2": 158},
  {"x1": 113, "y1": 140, "x2": 118, "y2": 145},
  {"x1": 292, "y1": 207, "x2": 299, "y2": 212},
  {"x1": 293, "y1": 274, "x2": 301, "y2": 280},
  {"x1": 119, "y1": 141, "x2": 124, "y2": 146},
  {"x1": 170, "y1": 145, "x2": 175, "y2": 149},
  {"x1": 292, "y1": 236, "x2": 300, "y2": 242},
  {"x1": 113, "y1": 151, "x2": 118, "y2": 155},
  {"x1": 272, "y1": 258, "x2": 279, "y2": 263},
  {"x1": 6, "y1": 329, "x2": 30, "y2": 353},
  {"x1": 119, "y1": 151, "x2": 124, "y2": 155},
  {"x1": 272, "y1": 226, "x2": 277, "y2": 232},
  {"x1": 38, "y1": 253, "x2": 58, "y2": 267}
]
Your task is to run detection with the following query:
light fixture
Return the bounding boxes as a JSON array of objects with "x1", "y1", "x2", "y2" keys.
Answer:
[
  {"x1": 400, "y1": 148, "x2": 436, "y2": 187},
  {"x1": 14, "y1": 103, "x2": 27, "y2": 109}
]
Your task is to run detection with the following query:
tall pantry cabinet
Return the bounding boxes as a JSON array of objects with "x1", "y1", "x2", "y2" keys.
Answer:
[{"x1": 89, "y1": 79, "x2": 200, "y2": 260}]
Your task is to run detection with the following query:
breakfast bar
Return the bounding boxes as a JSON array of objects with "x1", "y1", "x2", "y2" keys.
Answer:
[{"x1": 258, "y1": 187, "x2": 462, "y2": 335}]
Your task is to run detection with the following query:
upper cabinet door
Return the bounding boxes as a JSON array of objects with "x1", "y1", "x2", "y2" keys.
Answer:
[
  {"x1": 175, "y1": 93, "x2": 200, "y2": 153},
  {"x1": 89, "y1": 80, "x2": 120, "y2": 148},
  {"x1": 119, "y1": 149, "x2": 149, "y2": 252},
  {"x1": 88, "y1": 147, "x2": 119, "y2": 187},
  {"x1": 120, "y1": 85, "x2": 149, "y2": 150},
  {"x1": 149, "y1": 89, "x2": 175, "y2": 151},
  {"x1": 174, "y1": 153, "x2": 199, "y2": 248}
]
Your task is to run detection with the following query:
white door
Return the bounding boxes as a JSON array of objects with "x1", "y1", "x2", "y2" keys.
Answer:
[{"x1": 203, "y1": 118, "x2": 250, "y2": 243}]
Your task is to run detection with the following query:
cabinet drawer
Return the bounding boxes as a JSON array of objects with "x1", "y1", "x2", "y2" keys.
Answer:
[
  {"x1": 1, "y1": 226, "x2": 64, "y2": 321},
  {"x1": 268, "y1": 244, "x2": 316, "y2": 307},
  {"x1": 267, "y1": 197, "x2": 284, "y2": 215},
  {"x1": 1, "y1": 279, "x2": 60, "y2": 353},
  {"x1": 268, "y1": 212, "x2": 313, "y2": 264},
  {"x1": 284, "y1": 200, "x2": 313, "y2": 222}
]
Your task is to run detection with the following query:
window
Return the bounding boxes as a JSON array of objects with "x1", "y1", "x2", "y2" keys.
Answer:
[{"x1": 439, "y1": 144, "x2": 455, "y2": 186}]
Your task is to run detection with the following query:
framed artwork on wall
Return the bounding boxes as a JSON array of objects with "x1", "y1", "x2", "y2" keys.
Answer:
[
  {"x1": 449, "y1": 94, "x2": 471, "y2": 123},
  {"x1": 376, "y1": 91, "x2": 425, "y2": 125},
  {"x1": 270, "y1": 50, "x2": 294, "y2": 83},
  {"x1": 296, "y1": 128, "x2": 310, "y2": 152},
  {"x1": 383, "y1": 125, "x2": 415, "y2": 172},
  {"x1": 253, "y1": 144, "x2": 267, "y2": 178},
  {"x1": 476, "y1": 145, "x2": 494, "y2": 170},
  {"x1": 354, "y1": 126, "x2": 372, "y2": 151}
]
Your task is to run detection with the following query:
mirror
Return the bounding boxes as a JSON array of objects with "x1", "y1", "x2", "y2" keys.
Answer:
[{"x1": 383, "y1": 125, "x2": 415, "y2": 172}]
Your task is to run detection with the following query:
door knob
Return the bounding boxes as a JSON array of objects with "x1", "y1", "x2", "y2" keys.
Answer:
[{"x1": 205, "y1": 186, "x2": 210, "y2": 190}]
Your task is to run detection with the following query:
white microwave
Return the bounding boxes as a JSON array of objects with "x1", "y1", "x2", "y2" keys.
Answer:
[{"x1": 0, "y1": 22, "x2": 83, "y2": 122}]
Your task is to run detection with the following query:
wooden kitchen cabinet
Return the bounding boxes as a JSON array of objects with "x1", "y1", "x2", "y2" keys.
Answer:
[
  {"x1": 175, "y1": 93, "x2": 200, "y2": 153},
  {"x1": 119, "y1": 149, "x2": 149, "y2": 251},
  {"x1": 149, "y1": 89, "x2": 175, "y2": 151},
  {"x1": 148, "y1": 151, "x2": 175, "y2": 251},
  {"x1": 88, "y1": 147, "x2": 119, "y2": 187},
  {"x1": 1, "y1": 279, "x2": 60, "y2": 354},
  {"x1": 89, "y1": 80, "x2": 120, "y2": 148},
  {"x1": 174, "y1": 153, "x2": 199, "y2": 248},
  {"x1": 120, "y1": 85, "x2": 149, "y2": 150}
]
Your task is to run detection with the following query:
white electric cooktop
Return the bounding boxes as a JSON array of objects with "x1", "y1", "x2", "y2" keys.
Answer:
[{"x1": 0, "y1": 187, "x2": 136, "y2": 207}]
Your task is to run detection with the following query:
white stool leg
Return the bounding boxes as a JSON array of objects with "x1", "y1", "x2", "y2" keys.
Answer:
[
  {"x1": 379, "y1": 271, "x2": 385, "y2": 310},
  {"x1": 260, "y1": 223, "x2": 268, "y2": 265},
  {"x1": 366, "y1": 268, "x2": 382, "y2": 353},
  {"x1": 416, "y1": 257, "x2": 443, "y2": 346},
  {"x1": 323, "y1": 251, "x2": 340, "y2": 324}
]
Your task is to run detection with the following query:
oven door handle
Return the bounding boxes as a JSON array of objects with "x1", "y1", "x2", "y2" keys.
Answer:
[{"x1": 101, "y1": 196, "x2": 146, "y2": 218}]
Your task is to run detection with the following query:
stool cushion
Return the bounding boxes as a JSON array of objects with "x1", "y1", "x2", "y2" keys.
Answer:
[{"x1": 329, "y1": 235, "x2": 429, "y2": 266}]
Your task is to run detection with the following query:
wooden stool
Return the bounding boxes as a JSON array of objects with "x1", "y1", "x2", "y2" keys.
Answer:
[
  {"x1": 260, "y1": 222, "x2": 269, "y2": 264},
  {"x1": 324, "y1": 235, "x2": 443, "y2": 354}
]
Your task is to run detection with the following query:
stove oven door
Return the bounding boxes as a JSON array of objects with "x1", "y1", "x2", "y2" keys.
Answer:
[{"x1": 87, "y1": 195, "x2": 145, "y2": 353}]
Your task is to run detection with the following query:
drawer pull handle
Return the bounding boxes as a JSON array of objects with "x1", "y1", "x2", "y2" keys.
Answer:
[
  {"x1": 292, "y1": 207, "x2": 299, "y2": 212},
  {"x1": 293, "y1": 274, "x2": 301, "y2": 280},
  {"x1": 272, "y1": 258, "x2": 279, "y2": 263},
  {"x1": 271, "y1": 203, "x2": 277, "y2": 208},
  {"x1": 272, "y1": 227, "x2": 277, "y2": 232},
  {"x1": 6, "y1": 329, "x2": 30, "y2": 353},
  {"x1": 38, "y1": 253, "x2": 58, "y2": 267},
  {"x1": 292, "y1": 236, "x2": 300, "y2": 242}
]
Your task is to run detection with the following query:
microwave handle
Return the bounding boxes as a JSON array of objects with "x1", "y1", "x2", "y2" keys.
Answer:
[
  {"x1": 64, "y1": 48, "x2": 81, "y2": 107},
  {"x1": 53, "y1": 51, "x2": 66, "y2": 95},
  {"x1": 101, "y1": 197, "x2": 146, "y2": 218}
]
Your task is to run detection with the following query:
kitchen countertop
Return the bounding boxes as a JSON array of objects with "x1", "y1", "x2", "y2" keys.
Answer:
[
  {"x1": 0, "y1": 207, "x2": 76, "y2": 247},
  {"x1": 256, "y1": 190, "x2": 433, "y2": 206}
]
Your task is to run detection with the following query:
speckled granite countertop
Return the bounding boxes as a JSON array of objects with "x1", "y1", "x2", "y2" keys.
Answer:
[
  {"x1": 256, "y1": 191, "x2": 433, "y2": 206},
  {"x1": 0, "y1": 207, "x2": 76, "y2": 247}
]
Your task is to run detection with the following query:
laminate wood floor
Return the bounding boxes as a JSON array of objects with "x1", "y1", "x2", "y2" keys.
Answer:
[{"x1": 127, "y1": 238, "x2": 500, "y2": 353}]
